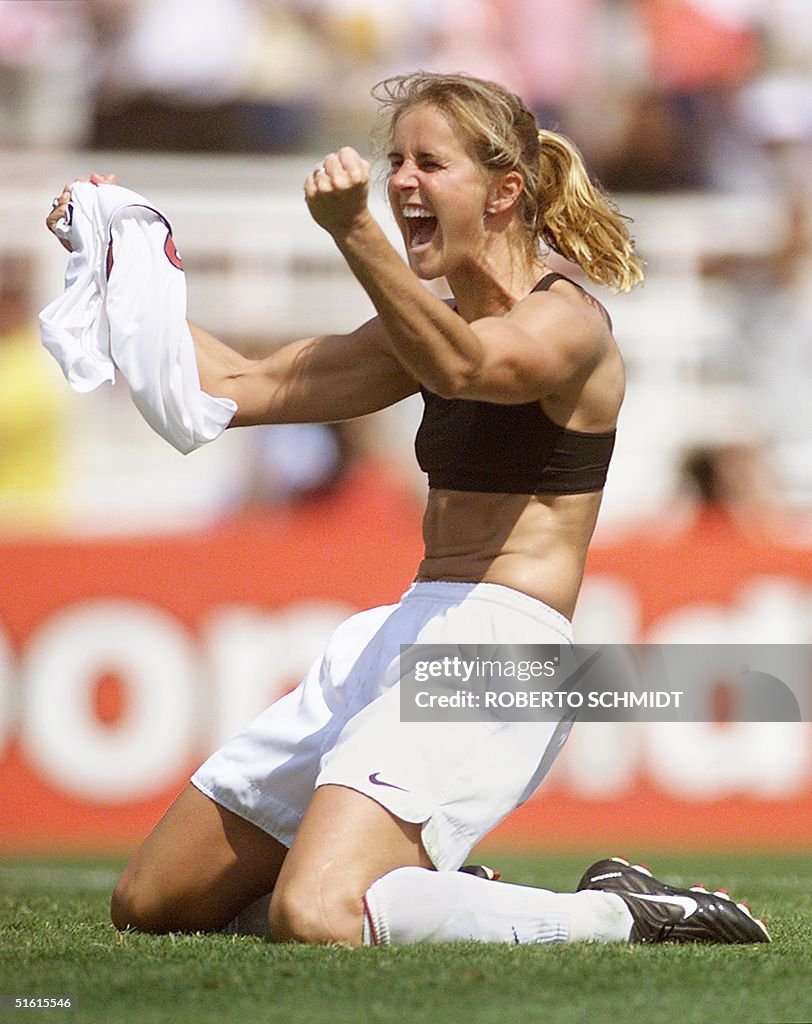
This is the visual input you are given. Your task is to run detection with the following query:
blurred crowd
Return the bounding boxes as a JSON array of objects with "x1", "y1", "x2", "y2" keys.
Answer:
[
  {"x1": 1, "y1": 0, "x2": 810, "y2": 187},
  {"x1": 1, "y1": 0, "x2": 812, "y2": 530}
]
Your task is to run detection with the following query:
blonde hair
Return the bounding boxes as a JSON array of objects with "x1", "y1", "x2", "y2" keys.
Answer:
[{"x1": 371, "y1": 71, "x2": 644, "y2": 293}]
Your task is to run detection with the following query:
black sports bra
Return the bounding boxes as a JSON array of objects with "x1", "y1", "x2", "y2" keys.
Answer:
[{"x1": 413, "y1": 273, "x2": 616, "y2": 495}]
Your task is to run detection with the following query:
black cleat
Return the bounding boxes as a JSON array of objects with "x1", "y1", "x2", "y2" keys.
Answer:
[
  {"x1": 458, "y1": 864, "x2": 501, "y2": 881},
  {"x1": 576, "y1": 857, "x2": 770, "y2": 944}
]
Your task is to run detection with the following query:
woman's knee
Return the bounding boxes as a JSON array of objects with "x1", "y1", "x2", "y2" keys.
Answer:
[
  {"x1": 268, "y1": 878, "x2": 364, "y2": 945},
  {"x1": 110, "y1": 865, "x2": 165, "y2": 933},
  {"x1": 265, "y1": 784, "x2": 430, "y2": 944},
  {"x1": 110, "y1": 863, "x2": 204, "y2": 934}
]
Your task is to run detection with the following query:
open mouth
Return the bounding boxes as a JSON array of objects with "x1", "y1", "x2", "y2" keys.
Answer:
[{"x1": 402, "y1": 207, "x2": 438, "y2": 251}]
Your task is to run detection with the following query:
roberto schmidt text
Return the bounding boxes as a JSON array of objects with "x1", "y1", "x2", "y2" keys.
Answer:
[{"x1": 413, "y1": 690, "x2": 683, "y2": 710}]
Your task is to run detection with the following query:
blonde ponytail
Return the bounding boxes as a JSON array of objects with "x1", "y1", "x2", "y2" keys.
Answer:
[{"x1": 536, "y1": 129, "x2": 644, "y2": 293}]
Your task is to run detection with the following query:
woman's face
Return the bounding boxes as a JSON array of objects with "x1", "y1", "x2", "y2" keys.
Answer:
[{"x1": 387, "y1": 104, "x2": 493, "y2": 281}]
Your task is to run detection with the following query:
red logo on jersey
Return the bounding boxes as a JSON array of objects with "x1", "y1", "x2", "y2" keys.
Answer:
[
  {"x1": 105, "y1": 223, "x2": 183, "y2": 277},
  {"x1": 164, "y1": 230, "x2": 184, "y2": 271}
]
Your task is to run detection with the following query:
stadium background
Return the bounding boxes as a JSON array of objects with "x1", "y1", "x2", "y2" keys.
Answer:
[{"x1": 1, "y1": 0, "x2": 811, "y2": 858}]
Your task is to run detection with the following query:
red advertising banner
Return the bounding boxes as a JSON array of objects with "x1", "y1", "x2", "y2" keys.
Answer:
[{"x1": 1, "y1": 465, "x2": 810, "y2": 854}]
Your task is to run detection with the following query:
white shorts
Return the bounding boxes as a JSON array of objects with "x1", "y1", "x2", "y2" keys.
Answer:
[{"x1": 191, "y1": 581, "x2": 574, "y2": 871}]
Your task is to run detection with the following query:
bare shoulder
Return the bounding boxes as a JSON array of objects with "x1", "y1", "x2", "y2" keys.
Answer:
[
  {"x1": 547, "y1": 274, "x2": 612, "y2": 326},
  {"x1": 516, "y1": 275, "x2": 610, "y2": 331},
  {"x1": 507, "y1": 275, "x2": 613, "y2": 368},
  {"x1": 520, "y1": 280, "x2": 624, "y2": 427}
]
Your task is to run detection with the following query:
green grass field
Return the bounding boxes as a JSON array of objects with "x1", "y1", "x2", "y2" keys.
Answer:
[{"x1": 1, "y1": 850, "x2": 810, "y2": 1024}]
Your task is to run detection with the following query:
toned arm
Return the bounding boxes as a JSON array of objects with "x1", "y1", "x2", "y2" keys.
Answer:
[
  {"x1": 190, "y1": 318, "x2": 419, "y2": 427},
  {"x1": 305, "y1": 151, "x2": 609, "y2": 407},
  {"x1": 336, "y1": 218, "x2": 609, "y2": 405}
]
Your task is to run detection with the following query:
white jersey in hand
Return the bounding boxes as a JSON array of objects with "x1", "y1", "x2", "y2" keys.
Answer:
[{"x1": 39, "y1": 181, "x2": 237, "y2": 454}]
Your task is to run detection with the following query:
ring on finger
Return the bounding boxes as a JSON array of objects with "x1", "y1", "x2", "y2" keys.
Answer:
[
  {"x1": 51, "y1": 197, "x2": 61, "y2": 208},
  {"x1": 314, "y1": 165, "x2": 326, "y2": 175}
]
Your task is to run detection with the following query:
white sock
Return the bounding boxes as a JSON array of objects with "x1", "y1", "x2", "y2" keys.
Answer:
[{"x1": 363, "y1": 867, "x2": 633, "y2": 946}]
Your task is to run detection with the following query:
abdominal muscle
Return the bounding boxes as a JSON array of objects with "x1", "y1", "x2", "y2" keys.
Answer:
[{"x1": 416, "y1": 488, "x2": 604, "y2": 621}]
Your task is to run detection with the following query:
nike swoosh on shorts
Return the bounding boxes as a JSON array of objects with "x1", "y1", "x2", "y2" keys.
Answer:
[{"x1": 368, "y1": 773, "x2": 409, "y2": 792}]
